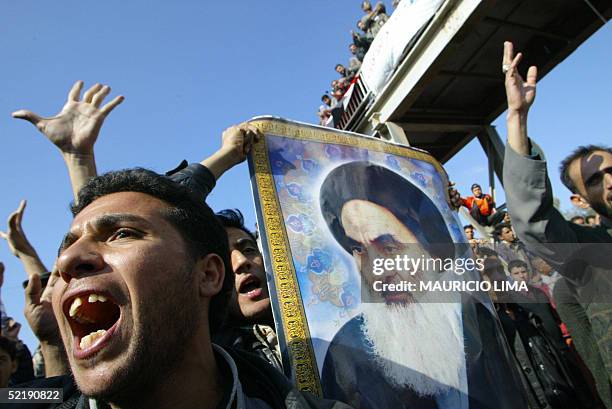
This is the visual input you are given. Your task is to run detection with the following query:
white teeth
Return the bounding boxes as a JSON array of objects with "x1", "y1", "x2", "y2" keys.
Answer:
[
  {"x1": 69, "y1": 297, "x2": 82, "y2": 317},
  {"x1": 79, "y1": 329, "x2": 107, "y2": 350},
  {"x1": 87, "y1": 293, "x2": 107, "y2": 303}
]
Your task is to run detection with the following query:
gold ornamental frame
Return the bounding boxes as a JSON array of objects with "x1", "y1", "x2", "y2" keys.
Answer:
[{"x1": 247, "y1": 116, "x2": 450, "y2": 395}]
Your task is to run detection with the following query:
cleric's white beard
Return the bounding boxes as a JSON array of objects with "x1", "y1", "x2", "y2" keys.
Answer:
[{"x1": 360, "y1": 302, "x2": 465, "y2": 396}]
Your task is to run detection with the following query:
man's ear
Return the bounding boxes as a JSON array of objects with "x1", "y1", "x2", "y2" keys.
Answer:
[
  {"x1": 195, "y1": 254, "x2": 225, "y2": 298},
  {"x1": 570, "y1": 194, "x2": 591, "y2": 210}
]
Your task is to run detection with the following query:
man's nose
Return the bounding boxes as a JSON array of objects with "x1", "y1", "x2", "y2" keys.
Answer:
[
  {"x1": 231, "y1": 250, "x2": 252, "y2": 274},
  {"x1": 57, "y1": 239, "x2": 105, "y2": 283}
]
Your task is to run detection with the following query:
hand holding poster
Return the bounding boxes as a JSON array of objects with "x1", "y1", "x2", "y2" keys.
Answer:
[{"x1": 248, "y1": 117, "x2": 528, "y2": 409}]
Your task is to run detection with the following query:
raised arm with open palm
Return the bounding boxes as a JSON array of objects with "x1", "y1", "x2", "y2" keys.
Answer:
[
  {"x1": 12, "y1": 81, "x2": 124, "y2": 201},
  {"x1": 503, "y1": 41, "x2": 538, "y2": 156}
]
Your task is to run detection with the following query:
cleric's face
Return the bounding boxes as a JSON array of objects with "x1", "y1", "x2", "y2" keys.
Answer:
[{"x1": 340, "y1": 199, "x2": 429, "y2": 304}]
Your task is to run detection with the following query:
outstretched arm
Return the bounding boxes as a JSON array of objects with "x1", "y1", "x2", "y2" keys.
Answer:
[
  {"x1": 503, "y1": 41, "x2": 537, "y2": 156},
  {"x1": 167, "y1": 122, "x2": 262, "y2": 201},
  {"x1": 12, "y1": 81, "x2": 124, "y2": 202},
  {"x1": 201, "y1": 123, "x2": 262, "y2": 180},
  {"x1": 0, "y1": 200, "x2": 48, "y2": 278}
]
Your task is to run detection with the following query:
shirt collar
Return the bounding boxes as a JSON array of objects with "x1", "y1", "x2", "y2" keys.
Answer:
[{"x1": 80, "y1": 344, "x2": 245, "y2": 409}]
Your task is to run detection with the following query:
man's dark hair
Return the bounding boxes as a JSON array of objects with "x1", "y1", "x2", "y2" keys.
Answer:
[
  {"x1": 216, "y1": 209, "x2": 257, "y2": 244},
  {"x1": 570, "y1": 215, "x2": 585, "y2": 223},
  {"x1": 0, "y1": 336, "x2": 17, "y2": 361},
  {"x1": 559, "y1": 145, "x2": 612, "y2": 193},
  {"x1": 508, "y1": 259, "x2": 528, "y2": 272},
  {"x1": 470, "y1": 183, "x2": 481, "y2": 190},
  {"x1": 586, "y1": 215, "x2": 596, "y2": 223},
  {"x1": 494, "y1": 222, "x2": 512, "y2": 239},
  {"x1": 463, "y1": 224, "x2": 473, "y2": 230},
  {"x1": 71, "y1": 168, "x2": 232, "y2": 334},
  {"x1": 320, "y1": 161, "x2": 453, "y2": 259},
  {"x1": 335, "y1": 64, "x2": 344, "y2": 71}
]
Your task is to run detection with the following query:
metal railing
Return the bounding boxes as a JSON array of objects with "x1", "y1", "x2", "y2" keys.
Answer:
[{"x1": 336, "y1": 75, "x2": 372, "y2": 130}]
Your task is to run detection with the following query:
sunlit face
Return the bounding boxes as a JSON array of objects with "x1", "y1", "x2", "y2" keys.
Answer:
[
  {"x1": 500, "y1": 227, "x2": 515, "y2": 243},
  {"x1": 510, "y1": 266, "x2": 529, "y2": 284},
  {"x1": 226, "y1": 227, "x2": 271, "y2": 324},
  {"x1": 569, "y1": 150, "x2": 612, "y2": 219},
  {"x1": 471, "y1": 186, "x2": 482, "y2": 197},
  {"x1": 53, "y1": 192, "x2": 203, "y2": 401},
  {"x1": 464, "y1": 227, "x2": 474, "y2": 240},
  {"x1": 340, "y1": 200, "x2": 429, "y2": 304}
]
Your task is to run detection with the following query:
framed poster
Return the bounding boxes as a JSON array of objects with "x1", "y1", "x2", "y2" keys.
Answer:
[{"x1": 247, "y1": 117, "x2": 527, "y2": 409}]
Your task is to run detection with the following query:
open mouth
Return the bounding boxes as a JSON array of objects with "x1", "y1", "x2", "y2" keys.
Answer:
[
  {"x1": 63, "y1": 292, "x2": 121, "y2": 355},
  {"x1": 238, "y1": 276, "x2": 263, "y2": 298}
]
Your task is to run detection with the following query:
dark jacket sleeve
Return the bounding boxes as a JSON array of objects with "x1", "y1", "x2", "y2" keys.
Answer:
[{"x1": 165, "y1": 160, "x2": 216, "y2": 202}]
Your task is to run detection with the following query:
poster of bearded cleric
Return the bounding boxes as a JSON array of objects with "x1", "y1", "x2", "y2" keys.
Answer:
[{"x1": 247, "y1": 117, "x2": 527, "y2": 409}]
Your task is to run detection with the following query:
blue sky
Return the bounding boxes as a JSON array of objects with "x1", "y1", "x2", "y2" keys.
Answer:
[{"x1": 0, "y1": 1, "x2": 610, "y2": 350}]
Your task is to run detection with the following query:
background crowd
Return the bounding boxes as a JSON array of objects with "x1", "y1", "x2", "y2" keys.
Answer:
[{"x1": 317, "y1": 1, "x2": 399, "y2": 127}]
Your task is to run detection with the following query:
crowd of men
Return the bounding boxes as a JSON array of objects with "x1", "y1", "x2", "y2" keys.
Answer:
[
  {"x1": 317, "y1": 1, "x2": 397, "y2": 127},
  {"x1": 0, "y1": 40, "x2": 610, "y2": 409}
]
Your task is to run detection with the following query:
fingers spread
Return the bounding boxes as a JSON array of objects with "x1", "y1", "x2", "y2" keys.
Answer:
[
  {"x1": 510, "y1": 52, "x2": 522, "y2": 71},
  {"x1": 16, "y1": 200, "x2": 26, "y2": 227},
  {"x1": 502, "y1": 41, "x2": 514, "y2": 68},
  {"x1": 11, "y1": 110, "x2": 43, "y2": 126},
  {"x1": 526, "y1": 65, "x2": 538, "y2": 86},
  {"x1": 91, "y1": 85, "x2": 111, "y2": 108},
  {"x1": 68, "y1": 80, "x2": 84, "y2": 102},
  {"x1": 17, "y1": 199, "x2": 26, "y2": 216},
  {"x1": 83, "y1": 83, "x2": 102, "y2": 103},
  {"x1": 100, "y1": 95, "x2": 125, "y2": 115}
]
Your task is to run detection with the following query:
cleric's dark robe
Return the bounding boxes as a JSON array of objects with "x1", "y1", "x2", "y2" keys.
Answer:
[{"x1": 321, "y1": 300, "x2": 527, "y2": 409}]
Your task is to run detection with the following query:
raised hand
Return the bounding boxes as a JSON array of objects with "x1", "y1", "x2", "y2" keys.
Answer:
[
  {"x1": 1, "y1": 200, "x2": 49, "y2": 279},
  {"x1": 12, "y1": 80, "x2": 124, "y2": 156},
  {"x1": 0, "y1": 200, "x2": 36, "y2": 259},
  {"x1": 201, "y1": 122, "x2": 263, "y2": 180},
  {"x1": 220, "y1": 123, "x2": 263, "y2": 166},
  {"x1": 25, "y1": 269, "x2": 60, "y2": 344},
  {"x1": 503, "y1": 41, "x2": 537, "y2": 115},
  {"x1": 503, "y1": 41, "x2": 538, "y2": 155}
]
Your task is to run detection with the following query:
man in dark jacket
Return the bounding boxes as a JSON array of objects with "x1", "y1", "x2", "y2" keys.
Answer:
[{"x1": 502, "y1": 41, "x2": 612, "y2": 407}]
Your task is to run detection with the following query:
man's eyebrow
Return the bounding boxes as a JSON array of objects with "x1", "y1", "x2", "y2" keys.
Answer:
[
  {"x1": 371, "y1": 234, "x2": 399, "y2": 244},
  {"x1": 235, "y1": 237, "x2": 257, "y2": 248},
  {"x1": 57, "y1": 213, "x2": 152, "y2": 255},
  {"x1": 93, "y1": 213, "x2": 151, "y2": 230}
]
